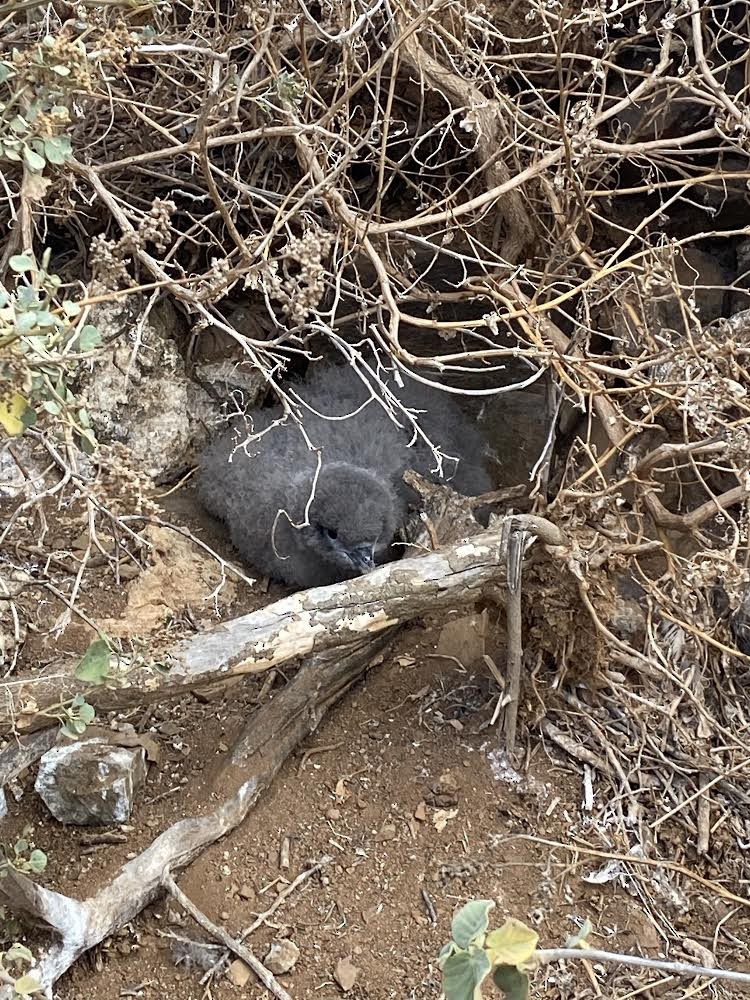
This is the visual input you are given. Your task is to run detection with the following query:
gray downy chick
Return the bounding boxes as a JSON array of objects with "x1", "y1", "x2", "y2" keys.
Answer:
[{"x1": 197, "y1": 364, "x2": 492, "y2": 588}]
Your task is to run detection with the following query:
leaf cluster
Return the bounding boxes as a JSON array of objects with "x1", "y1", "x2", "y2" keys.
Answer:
[
  {"x1": 0, "y1": 828, "x2": 47, "y2": 879},
  {"x1": 0, "y1": 249, "x2": 101, "y2": 450},
  {"x1": 439, "y1": 901, "x2": 539, "y2": 1000},
  {"x1": 0, "y1": 34, "x2": 86, "y2": 174},
  {"x1": 0, "y1": 943, "x2": 42, "y2": 997},
  {"x1": 57, "y1": 693, "x2": 97, "y2": 740}
]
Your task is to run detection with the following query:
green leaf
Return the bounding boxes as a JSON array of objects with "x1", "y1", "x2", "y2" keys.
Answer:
[
  {"x1": 51, "y1": 64, "x2": 71, "y2": 76},
  {"x1": 13, "y1": 975, "x2": 42, "y2": 997},
  {"x1": 438, "y1": 942, "x2": 457, "y2": 965},
  {"x1": 442, "y1": 950, "x2": 491, "y2": 1000},
  {"x1": 16, "y1": 286, "x2": 40, "y2": 308},
  {"x1": 42, "y1": 400, "x2": 61, "y2": 415},
  {"x1": 23, "y1": 146, "x2": 45, "y2": 172},
  {"x1": 0, "y1": 63, "x2": 13, "y2": 84},
  {"x1": 76, "y1": 324, "x2": 101, "y2": 351},
  {"x1": 8, "y1": 254, "x2": 34, "y2": 273},
  {"x1": 9, "y1": 115, "x2": 27, "y2": 134},
  {"x1": 20, "y1": 407, "x2": 37, "y2": 430},
  {"x1": 73, "y1": 638, "x2": 111, "y2": 684},
  {"x1": 14, "y1": 839, "x2": 28, "y2": 856},
  {"x1": 452, "y1": 900, "x2": 495, "y2": 949},
  {"x1": 4, "y1": 147, "x2": 21, "y2": 161},
  {"x1": 78, "y1": 702, "x2": 95, "y2": 725},
  {"x1": 5, "y1": 942, "x2": 33, "y2": 964},
  {"x1": 492, "y1": 965, "x2": 529, "y2": 1000},
  {"x1": 43, "y1": 135, "x2": 71, "y2": 165},
  {"x1": 565, "y1": 917, "x2": 593, "y2": 949},
  {"x1": 78, "y1": 407, "x2": 90, "y2": 429},
  {"x1": 27, "y1": 850, "x2": 47, "y2": 874},
  {"x1": 60, "y1": 722, "x2": 78, "y2": 740},
  {"x1": 78, "y1": 427, "x2": 97, "y2": 454},
  {"x1": 34, "y1": 310, "x2": 57, "y2": 328},
  {"x1": 62, "y1": 299, "x2": 81, "y2": 317},
  {"x1": 15, "y1": 312, "x2": 38, "y2": 334},
  {"x1": 485, "y1": 919, "x2": 538, "y2": 967}
]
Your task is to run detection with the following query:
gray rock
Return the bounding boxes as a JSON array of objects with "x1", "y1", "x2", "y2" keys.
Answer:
[
  {"x1": 0, "y1": 438, "x2": 50, "y2": 501},
  {"x1": 35, "y1": 738, "x2": 146, "y2": 826},
  {"x1": 77, "y1": 298, "x2": 220, "y2": 482}
]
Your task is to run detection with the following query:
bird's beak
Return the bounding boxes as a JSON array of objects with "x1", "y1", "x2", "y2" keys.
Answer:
[{"x1": 348, "y1": 545, "x2": 375, "y2": 574}]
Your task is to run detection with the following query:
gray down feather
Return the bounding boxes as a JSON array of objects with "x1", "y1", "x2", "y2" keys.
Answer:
[{"x1": 197, "y1": 363, "x2": 491, "y2": 588}]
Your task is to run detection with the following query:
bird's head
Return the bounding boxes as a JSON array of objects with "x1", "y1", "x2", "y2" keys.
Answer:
[{"x1": 293, "y1": 463, "x2": 399, "y2": 580}]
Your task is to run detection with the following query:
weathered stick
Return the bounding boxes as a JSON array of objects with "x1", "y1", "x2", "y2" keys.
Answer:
[
  {"x1": 163, "y1": 873, "x2": 292, "y2": 1000},
  {"x1": 2, "y1": 515, "x2": 566, "y2": 732},
  {"x1": 502, "y1": 572, "x2": 523, "y2": 753},
  {"x1": 0, "y1": 633, "x2": 395, "y2": 998}
]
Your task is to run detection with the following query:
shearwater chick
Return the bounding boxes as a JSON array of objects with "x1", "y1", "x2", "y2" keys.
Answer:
[{"x1": 197, "y1": 363, "x2": 491, "y2": 588}]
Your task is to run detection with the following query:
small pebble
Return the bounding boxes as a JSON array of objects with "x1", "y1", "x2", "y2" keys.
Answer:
[
  {"x1": 375, "y1": 823, "x2": 397, "y2": 842},
  {"x1": 265, "y1": 939, "x2": 300, "y2": 975},
  {"x1": 227, "y1": 959, "x2": 251, "y2": 988}
]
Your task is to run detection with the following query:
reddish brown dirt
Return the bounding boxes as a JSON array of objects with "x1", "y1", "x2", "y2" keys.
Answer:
[{"x1": 2, "y1": 493, "x2": 750, "y2": 1000}]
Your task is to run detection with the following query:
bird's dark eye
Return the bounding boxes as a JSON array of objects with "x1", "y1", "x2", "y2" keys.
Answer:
[{"x1": 321, "y1": 526, "x2": 338, "y2": 541}]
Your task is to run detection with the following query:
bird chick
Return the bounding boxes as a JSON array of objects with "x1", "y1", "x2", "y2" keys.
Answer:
[
  {"x1": 272, "y1": 462, "x2": 399, "y2": 586},
  {"x1": 197, "y1": 364, "x2": 491, "y2": 588}
]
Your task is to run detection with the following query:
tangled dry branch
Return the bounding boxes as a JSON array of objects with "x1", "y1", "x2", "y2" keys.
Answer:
[{"x1": 2, "y1": 0, "x2": 750, "y2": 993}]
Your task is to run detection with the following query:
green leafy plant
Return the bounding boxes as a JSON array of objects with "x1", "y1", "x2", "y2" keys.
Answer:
[
  {"x1": 0, "y1": 839, "x2": 46, "y2": 995},
  {"x1": 73, "y1": 638, "x2": 112, "y2": 685},
  {"x1": 57, "y1": 693, "x2": 97, "y2": 740},
  {"x1": 0, "y1": 829, "x2": 47, "y2": 879},
  {"x1": 0, "y1": 248, "x2": 101, "y2": 450},
  {"x1": 0, "y1": 943, "x2": 42, "y2": 997},
  {"x1": 257, "y1": 70, "x2": 306, "y2": 117},
  {"x1": 37, "y1": 640, "x2": 105, "y2": 735},
  {"x1": 0, "y1": 34, "x2": 88, "y2": 176},
  {"x1": 72, "y1": 635, "x2": 169, "y2": 688},
  {"x1": 439, "y1": 901, "x2": 539, "y2": 1000}
]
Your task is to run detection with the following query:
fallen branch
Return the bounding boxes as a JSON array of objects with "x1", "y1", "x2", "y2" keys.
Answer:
[
  {"x1": 200, "y1": 855, "x2": 332, "y2": 987},
  {"x1": 2, "y1": 514, "x2": 567, "y2": 732},
  {"x1": 536, "y1": 947, "x2": 750, "y2": 986},
  {"x1": 163, "y1": 872, "x2": 291, "y2": 1000},
  {"x1": 501, "y1": 522, "x2": 525, "y2": 754},
  {"x1": 0, "y1": 633, "x2": 394, "y2": 998}
]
